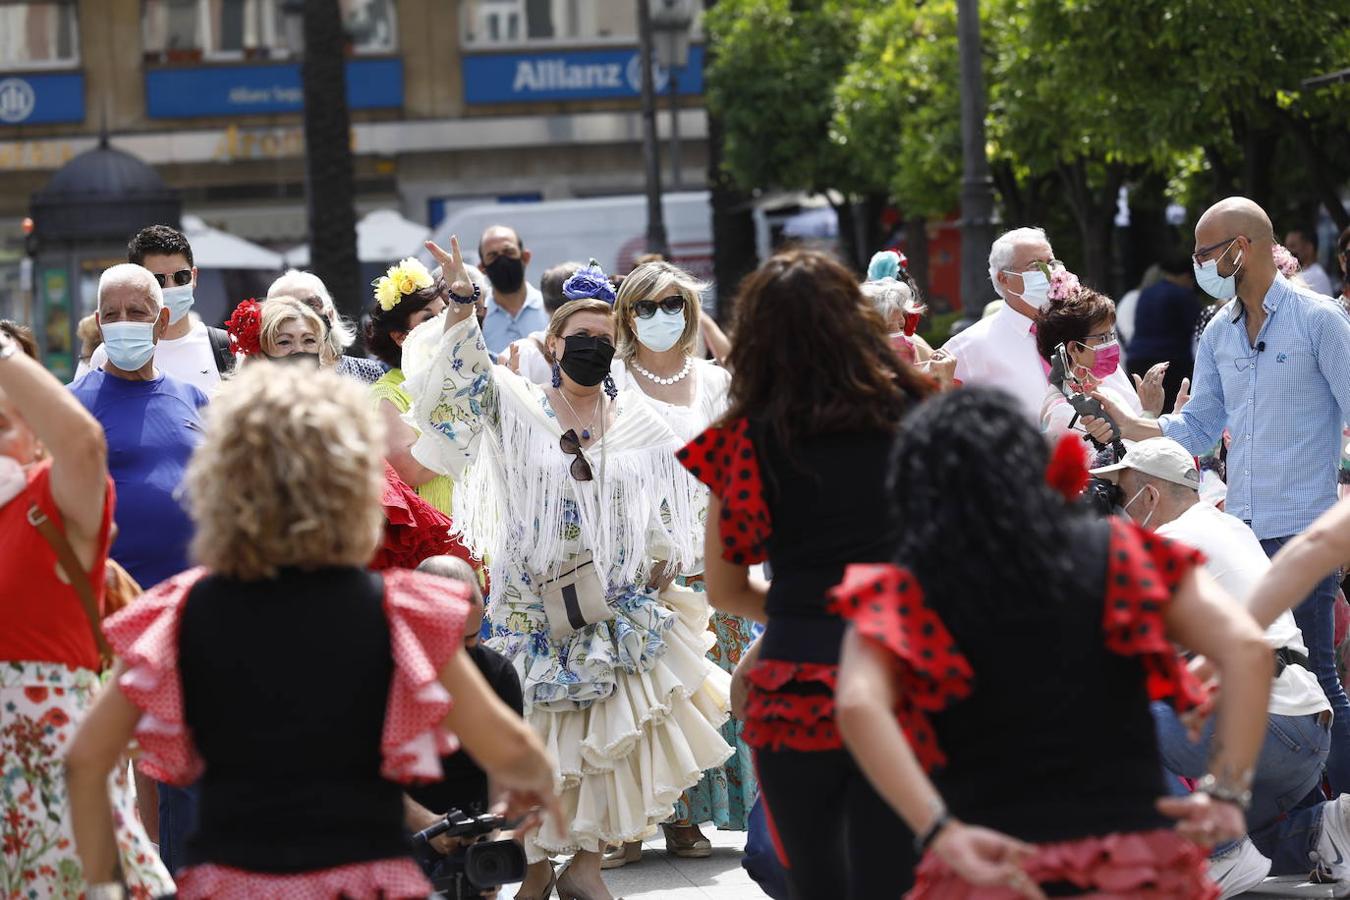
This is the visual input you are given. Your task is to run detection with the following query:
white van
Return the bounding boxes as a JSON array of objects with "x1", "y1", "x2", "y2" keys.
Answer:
[{"x1": 420, "y1": 192, "x2": 715, "y2": 290}]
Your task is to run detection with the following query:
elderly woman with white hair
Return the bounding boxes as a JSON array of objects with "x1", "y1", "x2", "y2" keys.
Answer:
[
  {"x1": 267, "y1": 268, "x2": 386, "y2": 383},
  {"x1": 861, "y1": 250, "x2": 957, "y2": 389}
]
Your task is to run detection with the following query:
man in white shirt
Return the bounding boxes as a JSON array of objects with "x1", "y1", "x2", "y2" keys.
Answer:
[
  {"x1": 1286, "y1": 228, "x2": 1334, "y2": 297},
  {"x1": 77, "y1": 225, "x2": 231, "y2": 394},
  {"x1": 1094, "y1": 439, "x2": 1337, "y2": 893}
]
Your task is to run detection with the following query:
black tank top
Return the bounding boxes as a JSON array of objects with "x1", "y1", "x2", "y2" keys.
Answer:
[
  {"x1": 178, "y1": 567, "x2": 407, "y2": 872},
  {"x1": 755, "y1": 422, "x2": 899, "y2": 666},
  {"x1": 931, "y1": 519, "x2": 1169, "y2": 843}
]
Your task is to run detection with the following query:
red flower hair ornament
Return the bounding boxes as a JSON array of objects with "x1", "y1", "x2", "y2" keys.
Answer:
[
  {"x1": 225, "y1": 299, "x2": 263, "y2": 357},
  {"x1": 1045, "y1": 433, "x2": 1090, "y2": 501}
]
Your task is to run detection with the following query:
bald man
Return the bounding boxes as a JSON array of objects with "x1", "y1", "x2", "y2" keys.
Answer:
[
  {"x1": 1087, "y1": 197, "x2": 1350, "y2": 793},
  {"x1": 477, "y1": 224, "x2": 547, "y2": 355}
]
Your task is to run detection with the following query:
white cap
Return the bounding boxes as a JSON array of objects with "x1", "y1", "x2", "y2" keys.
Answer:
[{"x1": 1089, "y1": 437, "x2": 1201, "y2": 490}]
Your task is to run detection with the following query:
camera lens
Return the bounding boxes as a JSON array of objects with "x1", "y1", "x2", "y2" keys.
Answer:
[{"x1": 465, "y1": 840, "x2": 527, "y2": 889}]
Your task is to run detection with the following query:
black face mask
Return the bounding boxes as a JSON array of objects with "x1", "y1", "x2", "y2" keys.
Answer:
[
  {"x1": 269, "y1": 351, "x2": 321, "y2": 368},
  {"x1": 558, "y1": 335, "x2": 615, "y2": 387},
  {"x1": 483, "y1": 255, "x2": 526, "y2": 294}
]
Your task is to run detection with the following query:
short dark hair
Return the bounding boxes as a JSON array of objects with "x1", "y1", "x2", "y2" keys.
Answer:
[
  {"x1": 540, "y1": 261, "x2": 583, "y2": 314},
  {"x1": 478, "y1": 225, "x2": 524, "y2": 260},
  {"x1": 128, "y1": 225, "x2": 194, "y2": 267},
  {"x1": 364, "y1": 270, "x2": 448, "y2": 369},
  {"x1": 1035, "y1": 287, "x2": 1117, "y2": 362},
  {"x1": 1336, "y1": 226, "x2": 1349, "y2": 256},
  {"x1": 0, "y1": 320, "x2": 37, "y2": 359},
  {"x1": 1288, "y1": 227, "x2": 1319, "y2": 253}
]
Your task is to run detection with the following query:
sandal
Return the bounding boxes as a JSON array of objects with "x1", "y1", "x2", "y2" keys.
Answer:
[
  {"x1": 556, "y1": 856, "x2": 624, "y2": 900},
  {"x1": 662, "y1": 823, "x2": 712, "y2": 859},
  {"x1": 600, "y1": 841, "x2": 643, "y2": 869}
]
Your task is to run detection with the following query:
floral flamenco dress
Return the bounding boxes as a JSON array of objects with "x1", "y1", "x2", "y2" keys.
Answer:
[
  {"x1": 0, "y1": 462, "x2": 173, "y2": 899},
  {"x1": 830, "y1": 518, "x2": 1218, "y2": 899},
  {"x1": 402, "y1": 315, "x2": 733, "y2": 859}
]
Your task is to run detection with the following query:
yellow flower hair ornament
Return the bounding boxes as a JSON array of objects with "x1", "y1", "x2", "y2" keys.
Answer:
[{"x1": 373, "y1": 257, "x2": 435, "y2": 312}]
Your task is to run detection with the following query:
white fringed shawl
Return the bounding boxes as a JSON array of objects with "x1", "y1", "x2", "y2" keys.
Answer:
[{"x1": 401, "y1": 314, "x2": 701, "y2": 591}]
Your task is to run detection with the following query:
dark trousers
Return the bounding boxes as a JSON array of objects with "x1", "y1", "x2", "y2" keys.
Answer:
[
  {"x1": 756, "y1": 748, "x2": 915, "y2": 899},
  {"x1": 1126, "y1": 356, "x2": 1192, "y2": 414},
  {"x1": 157, "y1": 781, "x2": 199, "y2": 875},
  {"x1": 1260, "y1": 536, "x2": 1350, "y2": 795}
]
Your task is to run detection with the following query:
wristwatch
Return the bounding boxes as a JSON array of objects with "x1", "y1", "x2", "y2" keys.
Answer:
[{"x1": 1196, "y1": 773, "x2": 1252, "y2": 811}]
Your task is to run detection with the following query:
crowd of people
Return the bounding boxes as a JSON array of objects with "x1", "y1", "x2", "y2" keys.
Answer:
[{"x1": 3, "y1": 198, "x2": 1350, "y2": 900}]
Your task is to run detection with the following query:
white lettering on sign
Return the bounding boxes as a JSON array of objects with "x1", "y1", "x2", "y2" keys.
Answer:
[
  {"x1": 227, "y1": 84, "x2": 305, "y2": 107},
  {"x1": 511, "y1": 59, "x2": 625, "y2": 93},
  {"x1": 0, "y1": 78, "x2": 37, "y2": 124}
]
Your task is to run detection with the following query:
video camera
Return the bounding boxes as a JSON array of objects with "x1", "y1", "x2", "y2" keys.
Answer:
[
  {"x1": 412, "y1": 808, "x2": 527, "y2": 900},
  {"x1": 1049, "y1": 342, "x2": 1127, "y2": 516}
]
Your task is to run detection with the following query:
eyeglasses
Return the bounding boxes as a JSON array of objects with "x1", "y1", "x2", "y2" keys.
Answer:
[
  {"x1": 1193, "y1": 236, "x2": 1239, "y2": 265},
  {"x1": 560, "y1": 429, "x2": 593, "y2": 481},
  {"x1": 151, "y1": 269, "x2": 193, "y2": 288},
  {"x1": 1076, "y1": 328, "x2": 1118, "y2": 348},
  {"x1": 633, "y1": 296, "x2": 686, "y2": 319}
]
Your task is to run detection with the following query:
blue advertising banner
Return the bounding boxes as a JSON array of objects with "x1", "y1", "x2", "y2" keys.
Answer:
[
  {"x1": 145, "y1": 58, "x2": 402, "y2": 118},
  {"x1": 462, "y1": 45, "x2": 704, "y2": 105},
  {"x1": 0, "y1": 73, "x2": 85, "y2": 126}
]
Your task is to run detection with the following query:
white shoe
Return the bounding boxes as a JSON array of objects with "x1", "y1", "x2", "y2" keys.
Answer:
[
  {"x1": 1209, "y1": 837, "x2": 1272, "y2": 899},
  {"x1": 1317, "y1": 794, "x2": 1350, "y2": 879}
]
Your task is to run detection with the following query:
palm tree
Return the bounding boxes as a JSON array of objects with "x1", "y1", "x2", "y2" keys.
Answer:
[{"x1": 300, "y1": 0, "x2": 362, "y2": 347}]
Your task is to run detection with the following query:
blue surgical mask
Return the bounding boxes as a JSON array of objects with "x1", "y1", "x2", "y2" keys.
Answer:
[
  {"x1": 1194, "y1": 240, "x2": 1243, "y2": 300},
  {"x1": 1005, "y1": 268, "x2": 1050, "y2": 309},
  {"x1": 101, "y1": 321, "x2": 158, "y2": 372},
  {"x1": 634, "y1": 308, "x2": 686, "y2": 353},
  {"x1": 161, "y1": 283, "x2": 195, "y2": 324}
]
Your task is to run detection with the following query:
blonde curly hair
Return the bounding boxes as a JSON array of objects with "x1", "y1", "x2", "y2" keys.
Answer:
[{"x1": 186, "y1": 363, "x2": 386, "y2": 580}]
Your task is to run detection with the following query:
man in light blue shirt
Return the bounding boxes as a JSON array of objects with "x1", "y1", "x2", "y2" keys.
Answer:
[
  {"x1": 1091, "y1": 196, "x2": 1350, "y2": 793},
  {"x1": 477, "y1": 224, "x2": 549, "y2": 355}
]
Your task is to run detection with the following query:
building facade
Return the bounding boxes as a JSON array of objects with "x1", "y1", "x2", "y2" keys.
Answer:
[{"x1": 0, "y1": 0, "x2": 708, "y2": 322}]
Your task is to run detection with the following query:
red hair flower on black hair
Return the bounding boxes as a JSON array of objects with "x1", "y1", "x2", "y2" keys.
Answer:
[
  {"x1": 1045, "y1": 433, "x2": 1090, "y2": 501},
  {"x1": 225, "y1": 299, "x2": 263, "y2": 357}
]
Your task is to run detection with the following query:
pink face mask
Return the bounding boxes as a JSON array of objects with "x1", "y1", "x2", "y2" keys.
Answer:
[{"x1": 1088, "y1": 340, "x2": 1120, "y2": 378}]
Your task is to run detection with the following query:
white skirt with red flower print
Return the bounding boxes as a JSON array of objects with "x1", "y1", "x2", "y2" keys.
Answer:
[{"x1": 1, "y1": 661, "x2": 174, "y2": 899}]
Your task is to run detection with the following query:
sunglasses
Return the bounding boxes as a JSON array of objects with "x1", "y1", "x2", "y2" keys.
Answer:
[
  {"x1": 151, "y1": 269, "x2": 193, "y2": 288},
  {"x1": 633, "y1": 296, "x2": 686, "y2": 319},
  {"x1": 560, "y1": 429, "x2": 593, "y2": 482}
]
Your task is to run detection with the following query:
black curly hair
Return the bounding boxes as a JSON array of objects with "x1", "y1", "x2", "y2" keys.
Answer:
[
  {"x1": 364, "y1": 268, "x2": 448, "y2": 369},
  {"x1": 890, "y1": 387, "x2": 1089, "y2": 633},
  {"x1": 128, "y1": 224, "x2": 193, "y2": 267}
]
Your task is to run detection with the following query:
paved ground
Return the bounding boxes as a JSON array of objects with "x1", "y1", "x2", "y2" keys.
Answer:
[{"x1": 511, "y1": 829, "x2": 770, "y2": 899}]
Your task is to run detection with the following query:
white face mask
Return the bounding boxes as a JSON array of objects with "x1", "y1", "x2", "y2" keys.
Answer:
[
  {"x1": 1005, "y1": 268, "x2": 1050, "y2": 309},
  {"x1": 1194, "y1": 240, "x2": 1244, "y2": 300},
  {"x1": 0, "y1": 455, "x2": 27, "y2": 509},
  {"x1": 161, "y1": 283, "x2": 195, "y2": 325},
  {"x1": 634, "y1": 308, "x2": 686, "y2": 353}
]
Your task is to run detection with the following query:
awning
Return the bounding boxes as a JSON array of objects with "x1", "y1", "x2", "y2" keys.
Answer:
[
  {"x1": 284, "y1": 208, "x2": 431, "y2": 267},
  {"x1": 182, "y1": 214, "x2": 285, "y2": 270}
]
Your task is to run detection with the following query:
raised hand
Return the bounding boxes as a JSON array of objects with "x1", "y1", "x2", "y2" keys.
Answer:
[
  {"x1": 424, "y1": 236, "x2": 477, "y2": 330},
  {"x1": 1173, "y1": 376, "x2": 1191, "y2": 413},
  {"x1": 1132, "y1": 362, "x2": 1168, "y2": 416}
]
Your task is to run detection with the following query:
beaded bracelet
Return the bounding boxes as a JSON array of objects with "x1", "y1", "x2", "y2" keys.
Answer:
[{"x1": 450, "y1": 283, "x2": 482, "y2": 306}]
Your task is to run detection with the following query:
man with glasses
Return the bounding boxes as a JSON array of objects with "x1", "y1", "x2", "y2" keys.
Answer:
[
  {"x1": 946, "y1": 226, "x2": 1138, "y2": 423},
  {"x1": 1086, "y1": 196, "x2": 1350, "y2": 796},
  {"x1": 77, "y1": 225, "x2": 233, "y2": 392},
  {"x1": 477, "y1": 224, "x2": 547, "y2": 356}
]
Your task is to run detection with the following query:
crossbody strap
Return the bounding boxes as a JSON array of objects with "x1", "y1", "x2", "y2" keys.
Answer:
[{"x1": 28, "y1": 504, "x2": 113, "y2": 663}]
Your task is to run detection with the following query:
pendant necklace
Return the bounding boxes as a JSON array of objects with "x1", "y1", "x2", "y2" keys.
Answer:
[{"x1": 556, "y1": 387, "x2": 603, "y2": 441}]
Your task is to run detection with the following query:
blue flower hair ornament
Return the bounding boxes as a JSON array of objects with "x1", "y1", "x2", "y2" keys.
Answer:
[
  {"x1": 867, "y1": 249, "x2": 909, "y2": 283},
  {"x1": 563, "y1": 259, "x2": 617, "y2": 304}
]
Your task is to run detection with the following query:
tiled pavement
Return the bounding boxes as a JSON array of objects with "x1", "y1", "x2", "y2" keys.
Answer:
[{"x1": 511, "y1": 829, "x2": 771, "y2": 899}]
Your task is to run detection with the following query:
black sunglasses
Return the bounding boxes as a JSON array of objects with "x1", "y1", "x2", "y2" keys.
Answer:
[
  {"x1": 633, "y1": 296, "x2": 686, "y2": 319},
  {"x1": 560, "y1": 429, "x2": 593, "y2": 482},
  {"x1": 151, "y1": 269, "x2": 193, "y2": 288}
]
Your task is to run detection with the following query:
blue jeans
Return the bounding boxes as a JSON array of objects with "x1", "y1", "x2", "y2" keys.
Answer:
[
  {"x1": 1261, "y1": 534, "x2": 1350, "y2": 794},
  {"x1": 157, "y1": 781, "x2": 199, "y2": 875},
  {"x1": 743, "y1": 793, "x2": 791, "y2": 900},
  {"x1": 1152, "y1": 702, "x2": 1330, "y2": 860}
]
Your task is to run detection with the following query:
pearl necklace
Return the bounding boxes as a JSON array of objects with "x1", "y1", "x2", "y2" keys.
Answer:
[{"x1": 631, "y1": 356, "x2": 693, "y2": 386}]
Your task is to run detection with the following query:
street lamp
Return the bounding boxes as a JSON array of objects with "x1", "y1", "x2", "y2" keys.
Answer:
[{"x1": 650, "y1": 0, "x2": 694, "y2": 191}]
